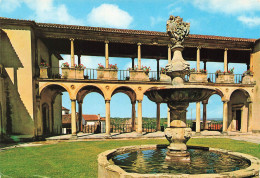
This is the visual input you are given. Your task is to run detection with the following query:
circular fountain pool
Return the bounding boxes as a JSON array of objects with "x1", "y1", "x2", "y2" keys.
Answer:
[{"x1": 98, "y1": 145, "x2": 260, "y2": 178}]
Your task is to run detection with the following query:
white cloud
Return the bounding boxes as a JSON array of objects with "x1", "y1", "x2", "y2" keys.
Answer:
[
  {"x1": 87, "y1": 4, "x2": 133, "y2": 28},
  {"x1": 192, "y1": 0, "x2": 260, "y2": 14},
  {"x1": 238, "y1": 16, "x2": 260, "y2": 27},
  {"x1": 150, "y1": 16, "x2": 165, "y2": 27},
  {"x1": 0, "y1": 0, "x2": 82, "y2": 25},
  {"x1": 24, "y1": 0, "x2": 83, "y2": 25},
  {"x1": 0, "y1": 0, "x2": 21, "y2": 12}
]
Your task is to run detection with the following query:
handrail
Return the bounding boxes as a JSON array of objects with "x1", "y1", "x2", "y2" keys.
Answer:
[{"x1": 40, "y1": 67, "x2": 247, "y2": 84}]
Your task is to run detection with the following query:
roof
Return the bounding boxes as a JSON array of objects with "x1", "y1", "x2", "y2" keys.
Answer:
[
  {"x1": 62, "y1": 114, "x2": 104, "y2": 124},
  {"x1": 82, "y1": 115, "x2": 105, "y2": 121},
  {"x1": 62, "y1": 106, "x2": 69, "y2": 111},
  {"x1": 0, "y1": 17, "x2": 256, "y2": 43}
]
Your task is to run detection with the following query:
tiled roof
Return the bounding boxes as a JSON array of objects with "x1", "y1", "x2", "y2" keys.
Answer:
[
  {"x1": 0, "y1": 17, "x2": 256, "y2": 43},
  {"x1": 62, "y1": 114, "x2": 104, "y2": 124},
  {"x1": 82, "y1": 115, "x2": 105, "y2": 121},
  {"x1": 36, "y1": 22, "x2": 256, "y2": 42},
  {"x1": 62, "y1": 106, "x2": 69, "y2": 111}
]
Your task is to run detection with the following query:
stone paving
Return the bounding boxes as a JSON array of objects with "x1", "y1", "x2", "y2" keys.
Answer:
[{"x1": 45, "y1": 131, "x2": 260, "y2": 144}]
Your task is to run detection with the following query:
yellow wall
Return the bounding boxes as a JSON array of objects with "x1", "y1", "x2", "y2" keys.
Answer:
[
  {"x1": 1, "y1": 29, "x2": 34, "y2": 135},
  {"x1": 252, "y1": 50, "x2": 260, "y2": 132}
]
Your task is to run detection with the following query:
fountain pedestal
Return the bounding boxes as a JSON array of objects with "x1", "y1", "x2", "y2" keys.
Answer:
[{"x1": 164, "y1": 102, "x2": 192, "y2": 162}]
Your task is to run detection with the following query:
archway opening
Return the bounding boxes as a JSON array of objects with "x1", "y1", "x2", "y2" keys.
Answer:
[
  {"x1": 229, "y1": 89, "x2": 250, "y2": 132},
  {"x1": 77, "y1": 85, "x2": 105, "y2": 134}
]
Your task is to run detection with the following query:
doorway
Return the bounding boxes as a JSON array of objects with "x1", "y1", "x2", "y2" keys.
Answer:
[
  {"x1": 42, "y1": 103, "x2": 50, "y2": 135},
  {"x1": 235, "y1": 110, "x2": 241, "y2": 131}
]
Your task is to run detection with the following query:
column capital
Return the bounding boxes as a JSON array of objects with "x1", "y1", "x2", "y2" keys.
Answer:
[
  {"x1": 222, "y1": 99, "x2": 229, "y2": 103},
  {"x1": 137, "y1": 100, "x2": 142, "y2": 103},
  {"x1": 104, "y1": 40, "x2": 109, "y2": 44},
  {"x1": 105, "y1": 100, "x2": 110, "y2": 103},
  {"x1": 247, "y1": 98, "x2": 253, "y2": 103},
  {"x1": 168, "y1": 44, "x2": 172, "y2": 48},
  {"x1": 71, "y1": 99, "x2": 76, "y2": 102},
  {"x1": 77, "y1": 101, "x2": 83, "y2": 104},
  {"x1": 197, "y1": 46, "x2": 201, "y2": 49},
  {"x1": 137, "y1": 42, "x2": 142, "y2": 46},
  {"x1": 202, "y1": 100, "x2": 208, "y2": 104},
  {"x1": 70, "y1": 38, "x2": 74, "y2": 41},
  {"x1": 224, "y1": 48, "x2": 228, "y2": 51}
]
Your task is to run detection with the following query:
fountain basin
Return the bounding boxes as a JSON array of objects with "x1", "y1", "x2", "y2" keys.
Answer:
[
  {"x1": 145, "y1": 86, "x2": 216, "y2": 103},
  {"x1": 98, "y1": 145, "x2": 260, "y2": 178}
]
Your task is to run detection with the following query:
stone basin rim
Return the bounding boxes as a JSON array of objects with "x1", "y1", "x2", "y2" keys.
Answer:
[
  {"x1": 145, "y1": 85, "x2": 218, "y2": 92},
  {"x1": 98, "y1": 144, "x2": 260, "y2": 178}
]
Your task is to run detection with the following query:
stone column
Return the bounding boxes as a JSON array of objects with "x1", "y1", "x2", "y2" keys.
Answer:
[
  {"x1": 137, "y1": 43, "x2": 141, "y2": 70},
  {"x1": 70, "y1": 38, "x2": 75, "y2": 68},
  {"x1": 71, "y1": 99, "x2": 77, "y2": 136},
  {"x1": 78, "y1": 102, "x2": 83, "y2": 132},
  {"x1": 168, "y1": 44, "x2": 172, "y2": 63},
  {"x1": 105, "y1": 40, "x2": 109, "y2": 69},
  {"x1": 241, "y1": 105, "x2": 248, "y2": 133},
  {"x1": 78, "y1": 55, "x2": 81, "y2": 65},
  {"x1": 131, "y1": 101, "x2": 136, "y2": 132},
  {"x1": 137, "y1": 100, "x2": 142, "y2": 134},
  {"x1": 196, "y1": 46, "x2": 201, "y2": 72},
  {"x1": 224, "y1": 48, "x2": 228, "y2": 72},
  {"x1": 167, "y1": 107, "x2": 170, "y2": 127},
  {"x1": 132, "y1": 57, "x2": 135, "y2": 70},
  {"x1": 204, "y1": 60, "x2": 207, "y2": 70},
  {"x1": 35, "y1": 96, "x2": 41, "y2": 137},
  {"x1": 156, "y1": 103, "x2": 161, "y2": 131},
  {"x1": 248, "y1": 100, "x2": 253, "y2": 132},
  {"x1": 222, "y1": 100, "x2": 228, "y2": 132},
  {"x1": 156, "y1": 59, "x2": 160, "y2": 80},
  {"x1": 202, "y1": 100, "x2": 208, "y2": 130},
  {"x1": 105, "y1": 100, "x2": 111, "y2": 135},
  {"x1": 196, "y1": 102, "x2": 201, "y2": 133}
]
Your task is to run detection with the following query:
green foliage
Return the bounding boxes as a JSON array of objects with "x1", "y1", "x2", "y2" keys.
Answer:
[{"x1": 0, "y1": 138, "x2": 258, "y2": 177}]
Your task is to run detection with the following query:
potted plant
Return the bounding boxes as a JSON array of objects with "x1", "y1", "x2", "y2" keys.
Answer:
[
  {"x1": 61, "y1": 62, "x2": 70, "y2": 79},
  {"x1": 189, "y1": 68, "x2": 208, "y2": 83},
  {"x1": 215, "y1": 67, "x2": 234, "y2": 83},
  {"x1": 242, "y1": 69, "x2": 255, "y2": 84},
  {"x1": 74, "y1": 64, "x2": 85, "y2": 79},
  {"x1": 97, "y1": 63, "x2": 118, "y2": 80},
  {"x1": 129, "y1": 65, "x2": 150, "y2": 81},
  {"x1": 39, "y1": 62, "x2": 49, "y2": 79},
  {"x1": 160, "y1": 67, "x2": 171, "y2": 82}
]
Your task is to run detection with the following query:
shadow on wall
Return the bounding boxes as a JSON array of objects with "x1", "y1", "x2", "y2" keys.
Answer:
[{"x1": 0, "y1": 30, "x2": 34, "y2": 137}]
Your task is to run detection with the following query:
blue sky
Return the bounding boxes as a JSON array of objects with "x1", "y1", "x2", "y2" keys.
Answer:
[{"x1": 1, "y1": 0, "x2": 259, "y2": 120}]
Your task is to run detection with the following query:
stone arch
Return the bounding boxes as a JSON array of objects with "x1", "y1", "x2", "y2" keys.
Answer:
[
  {"x1": 228, "y1": 88, "x2": 251, "y2": 101},
  {"x1": 228, "y1": 88, "x2": 251, "y2": 132},
  {"x1": 40, "y1": 83, "x2": 71, "y2": 99},
  {"x1": 76, "y1": 85, "x2": 105, "y2": 103},
  {"x1": 111, "y1": 86, "x2": 137, "y2": 103}
]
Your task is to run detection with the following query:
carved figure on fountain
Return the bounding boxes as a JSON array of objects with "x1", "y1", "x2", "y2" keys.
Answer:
[{"x1": 165, "y1": 15, "x2": 191, "y2": 83}]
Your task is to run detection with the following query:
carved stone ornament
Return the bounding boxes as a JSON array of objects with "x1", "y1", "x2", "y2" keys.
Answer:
[{"x1": 166, "y1": 15, "x2": 190, "y2": 46}]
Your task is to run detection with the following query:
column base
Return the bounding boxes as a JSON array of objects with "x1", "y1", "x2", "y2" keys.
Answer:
[
  {"x1": 222, "y1": 131, "x2": 228, "y2": 135},
  {"x1": 195, "y1": 132, "x2": 201, "y2": 136},
  {"x1": 70, "y1": 135, "x2": 78, "y2": 140}
]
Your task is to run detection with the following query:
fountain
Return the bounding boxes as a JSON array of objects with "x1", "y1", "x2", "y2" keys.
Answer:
[
  {"x1": 98, "y1": 15, "x2": 260, "y2": 178},
  {"x1": 145, "y1": 15, "x2": 216, "y2": 162}
]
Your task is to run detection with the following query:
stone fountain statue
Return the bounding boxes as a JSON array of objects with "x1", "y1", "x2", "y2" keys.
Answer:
[
  {"x1": 165, "y1": 15, "x2": 190, "y2": 86},
  {"x1": 145, "y1": 15, "x2": 215, "y2": 162}
]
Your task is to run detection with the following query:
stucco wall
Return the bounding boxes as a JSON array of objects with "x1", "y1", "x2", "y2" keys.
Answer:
[
  {"x1": 1, "y1": 29, "x2": 34, "y2": 135},
  {"x1": 252, "y1": 40, "x2": 260, "y2": 132}
]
